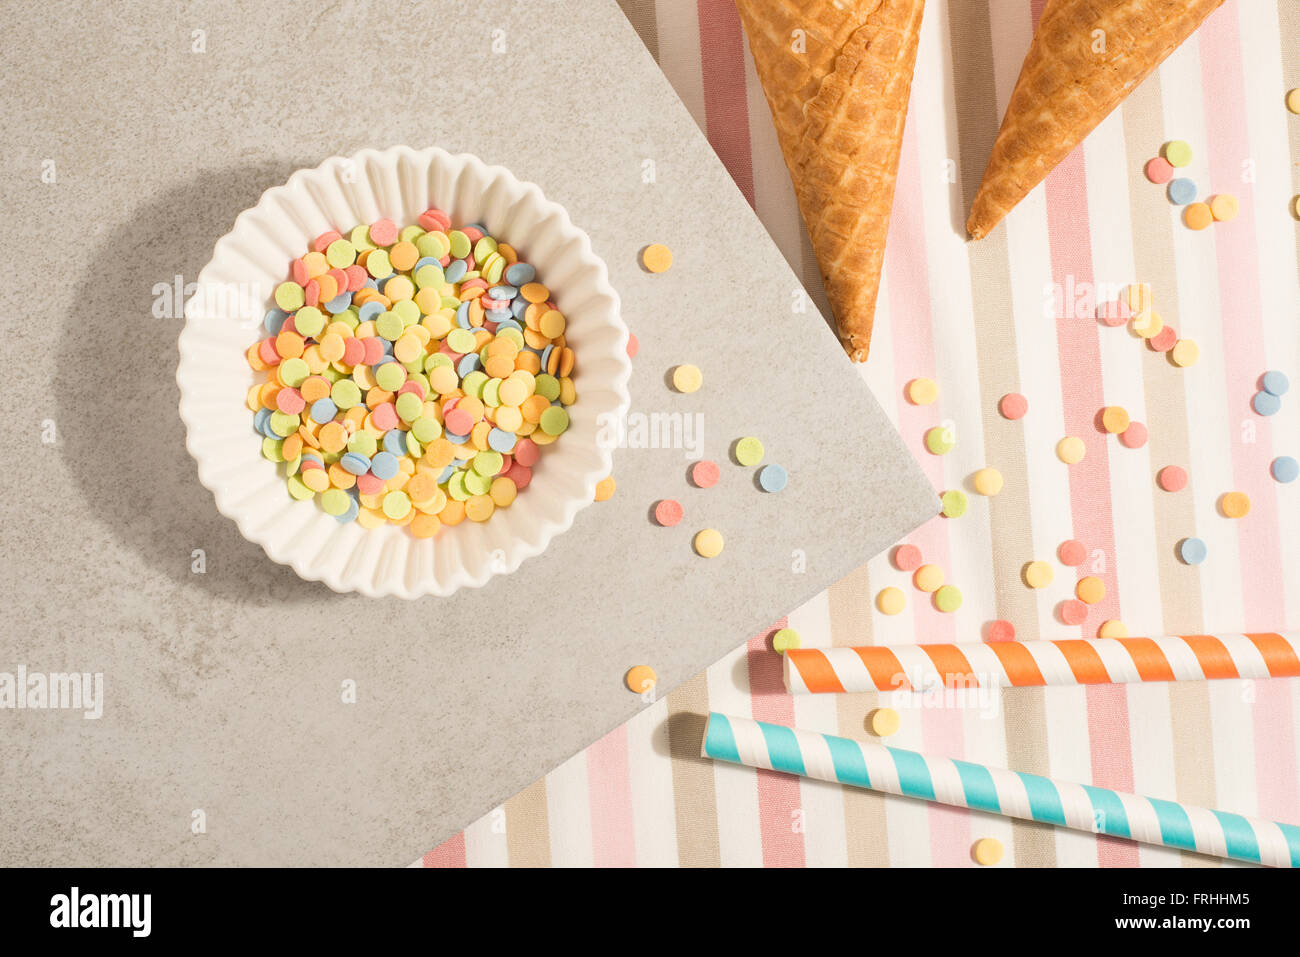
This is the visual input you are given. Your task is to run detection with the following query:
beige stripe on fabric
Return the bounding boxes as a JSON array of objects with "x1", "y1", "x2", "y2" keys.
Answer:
[
  {"x1": 828, "y1": 564, "x2": 891, "y2": 867},
  {"x1": 946, "y1": 0, "x2": 1056, "y2": 868},
  {"x1": 504, "y1": 779, "x2": 552, "y2": 867},
  {"x1": 665, "y1": 674, "x2": 722, "y2": 867},
  {"x1": 615, "y1": 0, "x2": 659, "y2": 63},
  {"x1": 1119, "y1": 74, "x2": 1218, "y2": 869}
]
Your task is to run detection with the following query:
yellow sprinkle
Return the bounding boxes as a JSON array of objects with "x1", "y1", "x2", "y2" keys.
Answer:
[
  {"x1": 671, "y1": 364, "x2": 703, "y2": 393},
  {"x1": 594, "y1": 475, "x2": 616, "y2": 501},
  {"x1": 1101, "y1": 406, "x2": 1130, "y2": 434},
  {"x1": 1287, "y1": 88, "x2": 1300, "y2": 114},
  {"x1": 869, "y1": 708, "x2": 901, "y2": 737},
  {"x1": 973, "y1": 837, "x2": 1004, "y2": 866},
  {"x1": 973, "y1": 467, "x2": 1004, "y2": 496},
  {"x1": 625, "y1": 665, "x2": 657, "y2": 694},
  {"x1": 914, "y1": 564, "x2": 944, "y2": 593},
  {"x1": 1132, "y1": 310, "x2": 1163, "y2": 339},
  {"x1": 906, "y1": 377, "x2": 938, "y2": 405},
  {"x1": 1220, "y1": 491, "x2": 1251, "y2": 518},
  {"x1": 1056, "y1": 436, "x2": 1086, "y2": 464},
  {"x1": 772, "y1": 628, "x2": 801, "y2": 653},
  {"x1": 1076, "y1": 575, "x2": 1106, "y2": 605},
  {"x1": 694, "y1": 528, "x2": 725, "y2": 558},
  {"x1": 1024, "y1": 560, "x2": 1054, "y2": 589},
  {"x1": 1171, "y1": 339, "x2": 1200, "y2": 368},
  {"x1": 876, "y1": 586, "x2": 906, "y2": 615},
  {"x1": 1098, "y1": 619, "x2": 1128, "y2": 638},
  {"x1": 641, "y1": 243, "x2": 673, "y2": 273}
]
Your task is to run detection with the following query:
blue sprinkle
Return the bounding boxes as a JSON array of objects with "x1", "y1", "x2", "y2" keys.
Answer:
[
  {"x1": 540, "y1": 344, "x2": 554, "y2": 370},
  {"x1": 456, "y1": 301, "x2": 472, "y2": 329},
  {"x1": 488, "y1": 428, "x2": 517, "y2": 454},
  {"x1": 493, "y1": 318, "x2": 523, "y2": 333},
  {"x1": 510, "y1": 298, "x2": 528, "y2": 320},
  {"x1": 444, "y1": 260, "x2": 468, "y2": 283},
  {"x1": 1261, "y1": 370, "x2": 1290, "y2": 397},
  {"x1": 358, "y1": 301, "x2": 384, "y2": 323},
  {"x1": 1253, "y1": 391, "x2": 1281, "y2": 416},
  {"x1": 372, "y1": 354, "x2": 396, "y2": 368},
  {"x1": 413, "y1": 256, "x2": 439, "y2": 273},
  {"x1": 334, "y1": 490, "x2": 360, "y2": 524},
  {"x1": 436, "y1": 466, "x2": 456, "y2": 484},
  {"x1": 309, "y1": 398, "x2": 336, "y2": 423},
  {"x1": 457, "y1": 353, "x2": 481, "y2": 377},
  {"x1": 324, "y1": 291, "x2": 352, "y2": 314},
  {"x1": 445, "y1": 430, "x2": 469, "y2": 446},
  {"x1": 369, "y1": 451, "x2": 400, "y2": 480},
  {"x1": 1272, "y1": 456, "x2": 1299, "y2": 484},
  {"x1": 254, "y1": 408, "x2": 272, "y2": 435},
  {"x1": 488, "y1": 284, "x2": 517, "y2": 300},
  {"x1": 758, "y1": 464, "x2": 789, "y2": 493},
  {"x1": 364, "y1": 277, "x2": 379, "y2": 290},
  {"x1": 1178, "y1": 537, "x2": 1207, "y2": 565},
  {"x1": 340, "y1": 452, "x2": 371, "y2": 475},
  {"x1": 384, "y1": 429, "x2": 409, "y2": 456},
  {"x1": 1167, "y1": 178, "x2": 1197, "y2": 205},
  {"x1": 263, "y1": 308, "x2": 287, "y2": 334},
  {"x1": 505, "y1": 262, "x2": 535, "y2": 286}
]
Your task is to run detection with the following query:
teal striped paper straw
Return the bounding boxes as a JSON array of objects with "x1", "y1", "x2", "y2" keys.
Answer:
[{"x1": 703, "y1": 712, "x2": 1300, "y2": 867}]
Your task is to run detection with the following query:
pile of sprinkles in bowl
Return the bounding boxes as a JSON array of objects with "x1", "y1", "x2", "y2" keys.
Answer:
[{"x1": 245, "y1": 210, "x2": 576, "y2": 538}]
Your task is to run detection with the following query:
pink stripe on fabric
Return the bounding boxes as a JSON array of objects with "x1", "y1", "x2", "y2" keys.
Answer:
[
  {"x1": 1197, "y1": 0, "x2": 1297, "y2": 822},
  {"x1": 422, "y1": 831, "x2": 466, "y2": 868},
  {"x1": 696, "y1": 0, "x2": 756, "y2": 206},
  {"x1": 1031, "y1": 0, "x2": 1137, "y2": 868},
  {"x1": 586, "y1": 724, "x2": 637, "y2": 867},
  {"x1": 747, "y1": 617, "x2": 806, "y2": 867},
  {"x1": 885, "y1": 107, "x2": 970, "y2": 867}
]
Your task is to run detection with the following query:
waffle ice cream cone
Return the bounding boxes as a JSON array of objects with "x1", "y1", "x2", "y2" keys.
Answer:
[
  {"x1": 967, "y1": 0, "x2": 1224, "y2": 239},
  {"x1": 735, "y1": 0, "x2": 926, "y2": 362}
]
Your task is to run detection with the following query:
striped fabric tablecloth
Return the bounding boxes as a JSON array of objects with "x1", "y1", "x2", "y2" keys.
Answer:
[{"x1": 419, "y1": 0, "x2": 1300, "y2": 867}]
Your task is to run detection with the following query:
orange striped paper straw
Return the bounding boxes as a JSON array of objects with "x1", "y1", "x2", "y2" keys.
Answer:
[{"x1": 782, "y1": 632, "x2": 1300, "y2": 694}]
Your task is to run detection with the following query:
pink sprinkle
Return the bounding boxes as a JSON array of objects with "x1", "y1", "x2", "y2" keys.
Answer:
[
  {"x1": 1144, "y1": 156, "x2": 1174, "y2": 184},
  {"x1": 397, "y1": 381, "x2": 426, "y2": 400},
  {"x1": 303, "y1": 279, "x2": 320, "y2": 307},
  {"x1": 514, "y1": 438, "x2": 540, "y2": 467},
  {"x1": 276, "y1": 388, "x2": 305, "y2": 415},
  {"x1": 1096, "y1": 299, "x2": 1130, "y2": 327},
  {"x1": 356, "y1": 472, "x2": 384, "y2": 495},
  {"x1": 418, "y1": 208, "x2": 450, "y2": 232},
  {"x1": 986, "y1": 619, "x2": 1016, "y2": 642},
  {"x1": 1120, "y1": 421, "x2": 1148, "y2": 449},
  {"x1": 344, "y1": 265, "x2": 368, "y2": 291},
  {"x1": 258, "y1": 338, "x2": 281, "y2": 365},
  {"x1": 505, "y1": 462, "x2": 532, "y2": 490},
  {"x1": 290, "y1": 259, "x2": 310, "y2": 286},
  {"x1": 462, "y1": 226, "x2": 483, "y2": 243},
  {"x1": 497, "y1": 454, "x2": 513, "y2": 475},
  {"x1": 371, "y1": 402, "x2": 398, "y2": 431},
  {"x1": 654, "y1": 499, "x2": 684, "y2": 527},
  {"x1": 342, "y1": 337, "x2": 365, "y2": 366},
  {"x1": 1148, "y1": 326, "x2": 1178, "y2": 352},
  {"x1": 313, "y1": 230, "x2": 342, "y2": 253},
  {"x1": 690, "y1": 460, "x2": 720, "y2": 488},
  {"x1": 1059, "y1": 599, "x2": 1089, "y2": 626},
  {"x1": 368, "y1": 218, "x2": 398, "y2": 246},
  {"x1": 1157, "y1": 465, "x2": 1188, "y2": 492},
  {"x1": 893, "y1": 544, "x2": 923, "y2": 571},
  {"x1": 1058, "y1": 539, "x2": 1087, "y2": 566},
  {"x1": 444, "y1": 408, "x2": 474, "y2": 435},
  {"x1": 999, "y1": 393, "x2": 1029, "y2": 420},
  {"x1": 361, "y1": 338, "x2": 385, "y2": 365},
  {"x1": 627, "y1": 333, "x2": 639, "y2": 358}
]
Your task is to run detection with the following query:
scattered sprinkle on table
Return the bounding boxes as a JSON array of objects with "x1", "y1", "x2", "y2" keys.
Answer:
[
  {"x1": 914, "y1": 564, "x2": 944, "y2": 592},
  {"x1": 973, "y1": 467, "x2": 1003, "y2": 496},
  {"x1": 1184, "y1": 202, "x2": 1213, "y2": 230},
  {"x1": 671, "y1": 363, "x2": 702, "y2": 393},
  {"x1": 1144, "y1": 157, "x2": 1173, "y2": 184},
  {"x1": 987, "y1": 619, "x2": 1016, "y2": 642},
  {"x1": 1252, "y1": 391, "x2": 1281, "y2": 416},
  {"x1": 1098, "y1": 299, "x2": 1130, "y2": 326},
  {"x1": 1158, "y1": 466, "x2": 1188, "y2": 492},
  {"x1": 999, "y1": 393, "x2": 1029, "y2": 420},
  {"x1": 905, "y1": 377, "x2": 939, "y2": 405},
  {"x1": 934, "y1": 584, "x2": 963, "y2": 613},
  {"x1": 594, "y1": 475, "x2": 616, "y2": 501},
  {"x1": 1120, "y1": 421, "x2": 1148, "y2": 449},
  {"x1": 876, "y1": 586, "x2": 906, "y2": 615},
  {"x1": 757, "y1": 463, "x2": 788, "y2": 493},
  {"x1": 1133, "y1": 310, "x2": 1162, "y2": 339},
  {"x1": 772, "y1": 628, "x2": 801, "y2": 654},
  {"x1": 1168, "y1": 177, "x2": 1197, "y2": 205},
  {"x1": 1220, "y1": 491, "x2": 1251, "y2": 518},
  {"x1": 1101, "y1": 405, "x2": 1130, "y2": 434},
  {"x1": 1076, "y1": 576, "x2": 1105, "y2": 604},
  {"x1": 1178, "y1": 537, "x2": 1208, "y2": 565},
  {"x1": 690, "y1": 460, "x2": 720, "y2": 488},
  {"x1": 625, "y1": 665, "x2": 657, "y2": 694},
  {"x1": 940, "y1": 489, "x2": 968, "y2": 518},
  {"x1": 869, "y1": 707, "x2": 901, "y2": 737},
  {"x1": 1171, "y1": 339, "x2": 1200, "y2": 367},
  {"x1": 925, "y1": 426, "x2": 956, "y2": 455},
  {"x1": 1059, "y1": 599, "x2": 1089, "y2": 625},
  {"x1": 640, "y1": 243, "x2": 673, "y2": 273},
  {"x1": 1148, "y1": 325, "x2": 1178, "y2": 352},
  {"x1": 1287, "y1": 88, "x2": 1300, "y2": 113},
  {"x1": 735, "y1": 436, "x2": 765, "y2": 467},
  {"x1": 1056, "y1": 436, "x2": 1086, "y2": 464},
  {"x1": 972, "y1": 837, "x2": 1004, "y2": 867},
  {"x1": 694, "y1": 528, "x2": 724, "y2": 557},
  {"x1": 1261, "y1": 370, "x2": 1290, "y2": 396},
  {"x1": 1058, "y1": 539, "x2": 1087, "y2": 566},
  {"x1": 1024, "y1": 561, "x2": 1054, "y2": 589},
  {"x1": 1164, "y1": 140, "x2": 1193, "y2": 167},
  {"x1": 893, "y1": 544, "x2": 923, "y2": 571},
  {"x1": 1209, "y1": 194, "x2": 1238, "y2": 222},
  {"x1": 626, "y1": 333, "x2": 638, "y2": 358},
  {"x1": 1273, "y1": 456, "x2": 1298, "y2": 484},
  {"x1": 1098, "y1": 620, "x2": 1128, "y2": 639},
  {"x1": 654, "y1": 499, "x2": 683, "y2": 526}
]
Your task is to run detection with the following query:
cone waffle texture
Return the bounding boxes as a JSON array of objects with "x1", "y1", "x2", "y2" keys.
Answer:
[
  {"x1": 735, "y1": 0, "x2": 926, "y2": 362},
  {"x1": 967, "y1": 0, "x2": 1225, "y2": 239}
]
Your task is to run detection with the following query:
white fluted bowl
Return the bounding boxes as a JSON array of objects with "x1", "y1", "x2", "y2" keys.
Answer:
[{"x1": 178, "y1": 146, "x2": 631, "y2": 598}]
